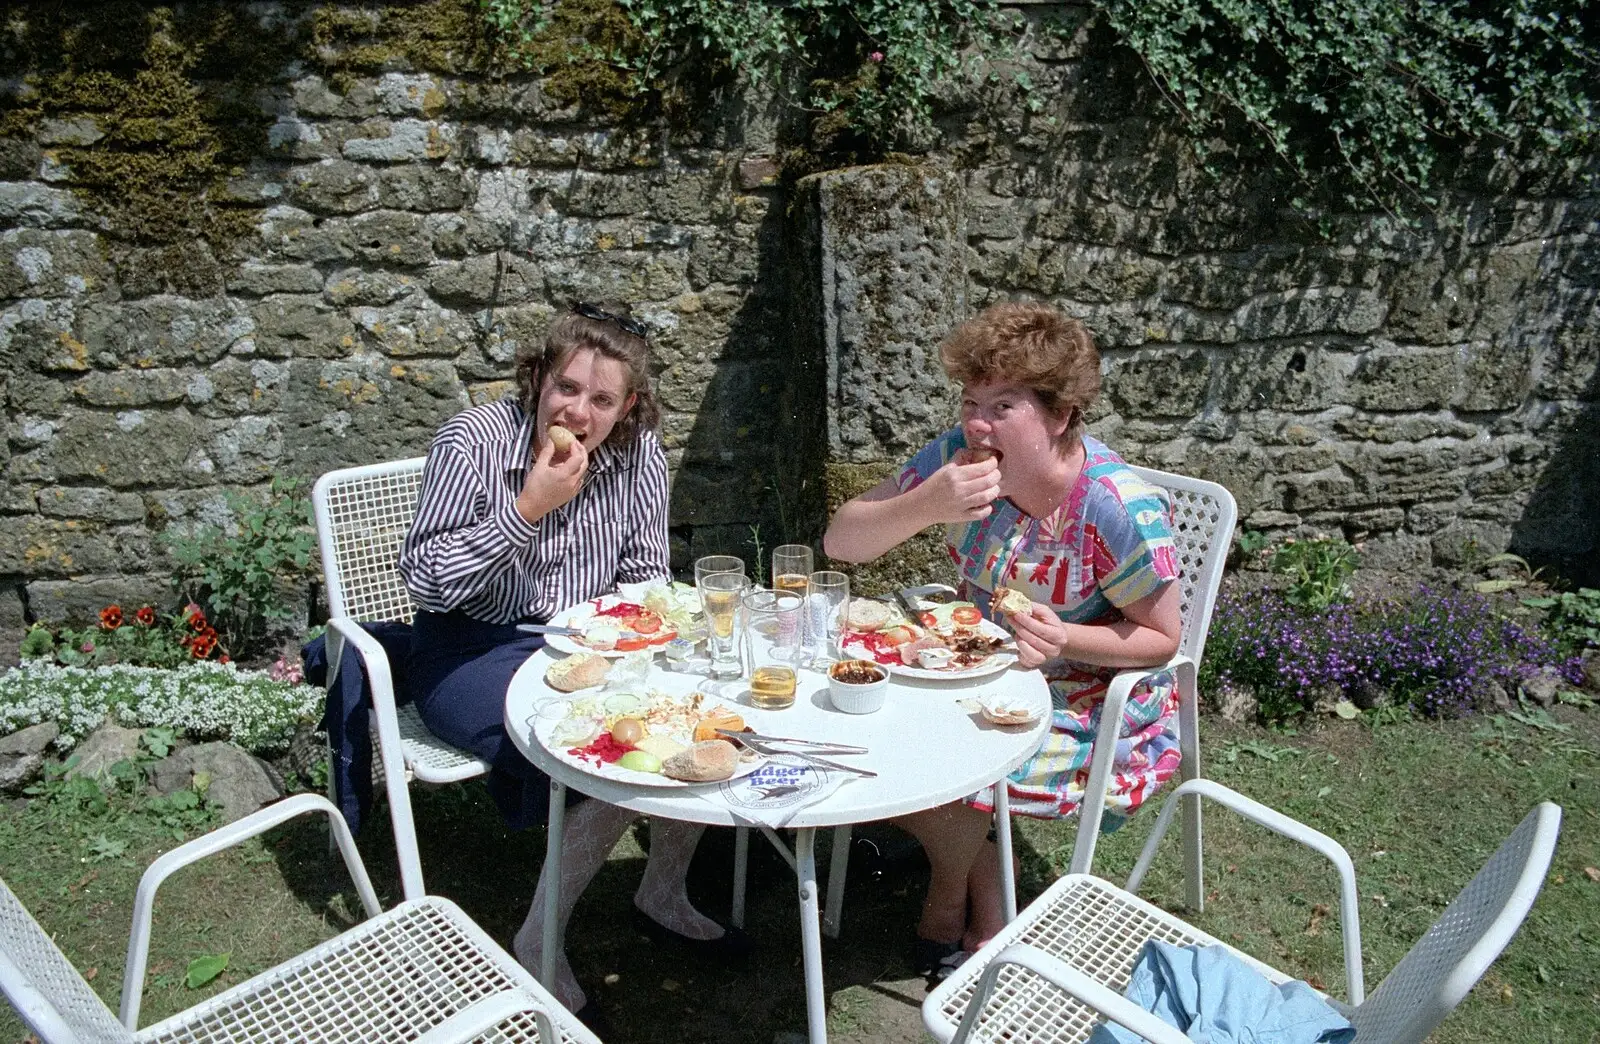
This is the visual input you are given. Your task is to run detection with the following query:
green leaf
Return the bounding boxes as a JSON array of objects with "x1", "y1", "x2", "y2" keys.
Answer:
[
  {"x1": 185, "y1": 953, "x2": 230, "y2": 989},
  {"x1": 1334, "y1": 700, "x2": 1361, "y2": 720},
  {"x1": 1474, "y1": 579, "x2": 1524, "y2": 593},
  {"x1": 1316, "y1": 785, "x2": 1333, "y2": 798}
]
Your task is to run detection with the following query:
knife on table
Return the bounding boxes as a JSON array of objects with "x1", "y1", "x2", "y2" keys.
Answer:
[
  {"x1": 515, "y1": 623, "x2": 585, "y2": 637},
  {"x1": 892, "y1": 588, "x2": 923, "y2": 626}
]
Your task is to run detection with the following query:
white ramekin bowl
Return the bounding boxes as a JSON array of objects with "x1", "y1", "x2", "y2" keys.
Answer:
[{"x1": 827, "y1": 659, "x2": 889, "y2": 714}]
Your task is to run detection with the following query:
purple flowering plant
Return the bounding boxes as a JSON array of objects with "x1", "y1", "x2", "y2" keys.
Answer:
[{"x1": 1201, "y1": 583, "x2": 1584, "y2": 722}]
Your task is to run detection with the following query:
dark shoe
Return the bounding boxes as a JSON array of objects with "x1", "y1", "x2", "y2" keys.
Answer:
[
  {"x1": 573, "y1": 1001, "x2": 614, "y2": 1039},
  {"x1": 911, "y1": 937, "x2": 970, "y2": 983},
  {"x1": 631, "y1": 907, "x2": 755, "y2": 961}
]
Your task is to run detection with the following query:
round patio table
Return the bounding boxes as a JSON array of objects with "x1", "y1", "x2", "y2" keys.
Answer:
[{"x1": 504, "y1": 648, "x2": 1050, "y2": 1044}]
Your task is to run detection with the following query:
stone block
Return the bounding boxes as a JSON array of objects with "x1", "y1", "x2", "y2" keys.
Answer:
[
  {"x1": 150, "y1": 742, "x2": 285, "y2": 824},
  {"x1": 1105, "y1": 349, "x2": 1211, "y2": 419},
  {"x1": 342, "y1": 118, "x2": 454, "y2": 163},
  {"x1": 0, "y1": 182, "x2": 82, "y2": 227},
  {"x1": 375, "y1": 72, "x2": 444, "y2": 116},
  {"x1": 1179, "y1": 442, "x2": 1269, "y2": 515},
  {"x1": 252, "y1": 295, "x2": 358, "y2": 358},
  {"x1": 565, "y1": 171, "x2": 653, "y2": 218},
  {"x1": 1535, "y1": 319, "x2": 1598, "y2": 401},
  {"x1": 376, "y1": 164, "x2": 468, "y2": 211},
  {"x1": 1278, "y1": 470, "x2": 1358, "y2": 513},
  {"x1": 79, "y1": 296, "x2": 254, "y2": 368},
  {"x1": 1431, "y1": 519, "x2": 1511, "y2": 567},
  {"x1": 1355, "y1": 531, "x2": 1433, "y2": 571},
  {"x1": 276, "y1": 357, "x2": 465, "y2": 474},
  {"x1": 35, "y1": 486, "x2": 147, "y2": 522},
  {"x1": 347, "y1": 209, "x2": 433, "y2": 267},
  {"x1": 1231, "y1": 286, "x2": 1386, "y2": 339},
  {"x1": 1348, "y1": 347, "x2": 1456, "y2": 411},
  {"x1": 66, "y1": 724, "x2": 144, "y2": 782},
  {"x1": 0, "y1": 516, "x2": 154, "y2": 575},
  {"x1": 738, "y1": 156, "x2": 779, "y2": 189},
  {"x1": 266, "y1": 115, "x2": 331, "y2": 159},
  {"x1": 0, "y1": 723, "x2": 59, "y2": 792},
  {"x1": 1217, "y1": 342, "x2": 1350, "y2": 412},
  {"x1": 25, "y1": 577, "x2": 167, "y2": 626},
  {"x1": 1455, "y1": 338, "x2": 1533, "y2": 412},
  {"x1": 71, "y1": 369, "x2": 188, "y2": 408},
  {"x1": 229, "y1": 263, "x2": 324, "y2": 296},
  {"x1": 286, "y1": 160, "x2": 379, "y2": 214},
  {"x1": 323, "y1": 268, "x2": 421, "y2": 307},
  {"x1": 0, "y1": 228, "x2": 111, "y2": 300},
  {"x1": 1, "y1": 298, "x2": 83, "y2": 373},
  {"x1": 255, "y1": 204, "x2": 355, "y2": 264},
  {"x1": 8, "y1": 409, "x2": 209, "y2": 488},
  {"x1": 349, "y1": 299, "x2": 478, "y2": 358},
  {"x1": 188, "y1": 359, "x2": 292, "y2": 418},
  {"x1": 1331, "y1": 411, "x2": 1478, "y2": 444},
  {"x1": 0, "y1": 138, "x2": 42, "y2": 180},
  {"x1": 427, "y1": 253, "x2": 540, "y2": 307},
  {"x1": 542, "y1": 250, "x2": 690, "y2": 305}
]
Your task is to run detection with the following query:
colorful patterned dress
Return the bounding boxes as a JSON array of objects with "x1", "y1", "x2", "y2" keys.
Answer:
[{"x1": 897, "y1": 429, "x2": 1182, "y2": 825}]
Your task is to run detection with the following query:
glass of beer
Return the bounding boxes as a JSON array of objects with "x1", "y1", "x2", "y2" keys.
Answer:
[
  {"x1": 742, "y1": 587, "x2": 803, "y2": 709},
  {"x1": 771, "y1": 545, "x2": 813, "y2": 599},
  {"x1": 697, "y1": 570, "x2": 748, "y2": 679}
]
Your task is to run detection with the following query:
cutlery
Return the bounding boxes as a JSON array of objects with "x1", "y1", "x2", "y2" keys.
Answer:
[
  {"x1": 717, "y1": 731, "x2": 878, "y2": 777},
  {"x1": 516, "y1": 623, "x2": 585, "y2": 636},
  {"x1": 715, "y1": 729, "x2": 868, "y2": 755},
  {"x1": 893, "y1": 589, "x2": 923, "y2": 625}
]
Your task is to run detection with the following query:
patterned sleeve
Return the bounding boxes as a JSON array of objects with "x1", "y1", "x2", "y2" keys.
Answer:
[
  {"x1": 895, "y1": 428, "x2": 967, "y2": 493},
  {"x1": 1087, "y1": 472, "x2": 1180, "y2": 608}
]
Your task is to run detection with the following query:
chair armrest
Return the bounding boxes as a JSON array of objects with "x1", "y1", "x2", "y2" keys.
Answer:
[
  {"x1": 119, "y1": 794, "x2": 384, "y2": 1030},
  {"x1": 1070, "y1": 655, "x2": 1193, "y2": 876},
  {"x1": 324, "y1": 615, "x2": 394, "y2": 701},
  {"x1": 951, "y1": 943, "x2": 1191, "y2": 1044},
  {"x1": 411, "y1": 989, "x2": 571, "y2": 1044},
  {"x1": 1127, "y1": 777, "x2": 1365, "y2": 1006}
]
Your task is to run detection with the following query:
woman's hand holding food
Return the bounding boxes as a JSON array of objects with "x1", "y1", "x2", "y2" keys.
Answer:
[
  {"x1": 1005, "y1": 601, "x2": 1071, "y2": 668},
  {"x1": 516, "y1": 427, "x2": 588, "y2": 524},
  {"x1": 915, "y1": 452, "x2": 1001, "y2": 524}
]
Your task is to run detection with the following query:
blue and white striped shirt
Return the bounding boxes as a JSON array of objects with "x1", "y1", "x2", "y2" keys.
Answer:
[{"x1": 399, "y1": 398, "x2": 671, "y2": 624}]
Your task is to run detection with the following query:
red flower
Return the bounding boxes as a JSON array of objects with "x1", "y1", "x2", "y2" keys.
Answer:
[
  {"x1": 184, "y1": 603, "x2": 207, "y2": 630},
  {"x1": 199, "y1": 626, "x2": 218, "y2": 641},
  {"x1": 190, "y1": 634, "x2": 217, "y2": 659},
  {"x1": 99, "y1": 605, "x2": 123, "y2": 630},
  {"x1": 218, "y1": 654, "x2": 231, "y2": 664},
  {"x1": 134, "y1": 606, "x2": 157, "y2": 627}
]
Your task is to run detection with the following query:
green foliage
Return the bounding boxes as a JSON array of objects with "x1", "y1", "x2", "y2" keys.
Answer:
[
  {"x1": 1522, "y1": 587, "x2": 1600, "y2": 657},
  {"x1": 480, "y1": 0, "x2": 1022, "y2": 155},
  {"x1": 1269, "y1": 536, "x2": 1358, "y2": 610},
  {"x1": 1098, "y1": 0, "x2": 1599, "y2": 216},
  {"x1": 185, "y1": 952, "x2": 230, "y2": 989},
  {"x1": 164, "y1": 478, "x2": 317, "y2": 655},
  {"x1": 1235, "y1": 529, "x2": 1269, "y2": 557}
]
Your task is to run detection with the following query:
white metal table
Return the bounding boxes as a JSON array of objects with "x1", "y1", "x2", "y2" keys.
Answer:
[{"x1": 504, "y1": 649, "x2": 1050, "y2": 1044}]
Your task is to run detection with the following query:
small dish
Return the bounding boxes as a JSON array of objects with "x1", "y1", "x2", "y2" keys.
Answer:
[
  {"x1": 916, "y1": 647, "x2": 955, "y2": 670},
  {"x1": 827, "y1": 659, "x2": 889, "y2": 714}
]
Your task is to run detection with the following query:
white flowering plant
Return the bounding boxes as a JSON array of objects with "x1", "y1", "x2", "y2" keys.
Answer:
[{"x1": 0, "y1": 660, "x2": 324, "y2": 754}]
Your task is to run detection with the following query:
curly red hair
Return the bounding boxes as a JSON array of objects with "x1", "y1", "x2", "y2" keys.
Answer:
[{"x1": 940, "y1": 302, "x2": 1101, "y2": 443}]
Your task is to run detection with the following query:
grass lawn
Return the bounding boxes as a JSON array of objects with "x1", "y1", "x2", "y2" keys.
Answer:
[{"x1": 2, "y1": 705, "x2": 1596, "y2": 1043}]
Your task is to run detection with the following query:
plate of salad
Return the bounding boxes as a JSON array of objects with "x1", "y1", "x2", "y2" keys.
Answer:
[{"x1": 545, "y1": 583, "x2": 705, "y2": 658}]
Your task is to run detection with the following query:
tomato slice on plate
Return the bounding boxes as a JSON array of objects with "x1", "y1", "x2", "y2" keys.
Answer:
[
  {"x1": 629, "y1": 610, "x2": 663, "y2": 634},
  {"x1": 951, "y1": 605, "x2": 982, "y2": 626},
  {"x1": 918, "y1": 611, "x2": 937, "y2": 627},
  {"x1": 614, "y1": 636, "x2": 651, "y2": 652}
]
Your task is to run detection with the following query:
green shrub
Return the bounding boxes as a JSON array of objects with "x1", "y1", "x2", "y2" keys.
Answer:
[
  {"x1": 1269, "y1": 536, "x2": 1358, "y2": 610},
  {"x1": 1522, "y1": 587, "x2": 1600, "y2": 657}
]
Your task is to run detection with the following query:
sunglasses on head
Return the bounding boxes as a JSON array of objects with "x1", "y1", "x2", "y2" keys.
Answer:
[{"x1": 571, "y1": 301, "x2": 648, "y2": 339}]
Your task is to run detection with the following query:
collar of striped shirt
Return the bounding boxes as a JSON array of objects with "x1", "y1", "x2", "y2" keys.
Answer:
[{"x1": 501, "y1": 409, "x2": 626, "y2": 477}]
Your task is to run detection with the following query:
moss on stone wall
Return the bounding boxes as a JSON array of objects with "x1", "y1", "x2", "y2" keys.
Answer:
[
  {"x1": 308, "y1": 0, "x2": 491, "y2": 85},
  {"x1": 1, "y1": 4, "x2": 293, "y2": 247}
]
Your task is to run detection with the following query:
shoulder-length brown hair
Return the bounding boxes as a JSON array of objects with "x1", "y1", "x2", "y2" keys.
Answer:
[
  {"x1": 514, "y1": 303, "x2": 662, "y2": 447},
  {"x1": 939, "y1": 301, "x2": 1101, "y2": 443}
]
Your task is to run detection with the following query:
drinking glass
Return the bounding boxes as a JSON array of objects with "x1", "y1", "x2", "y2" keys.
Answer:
[
  {"x1": 743, "y1": 587, "x2": 803, "y2": 709},
  {"x1": 697, "y1": 570, "x2": 748, "y2": 679},
  {"x1": 805, "y1": 570, "x2": 850, "y2": 665},
  {"x1": 771, "y1": 545, "x2": 814, "y2": 598},
  {"x1": 695, "y1": 554, "x2": 746, "y2": 585}
]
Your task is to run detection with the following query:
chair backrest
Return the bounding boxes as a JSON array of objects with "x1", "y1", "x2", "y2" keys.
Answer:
[
  {"x1": 312, "y1": 458, "x2": 427, "y2": 625},
  {"x1": 1349, "y1": 802, "x2": 1562, "y2": 1044},
  {"x1": 0, "y1": 878, "x2": 133, "y2": 1044},
  {"x1": 1127, "y1": 466, "x2": 1238, "y2": 666}
]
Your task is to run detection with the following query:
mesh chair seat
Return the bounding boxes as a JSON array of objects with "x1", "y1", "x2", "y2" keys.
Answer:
[
  {"x1": 141, "y1": 897, "x2": 584, "y2": 1044},
  {"x1": 925, "y1": 875, "x2": 1309, "y2": 1044},
  {"x1": 397, "y1": 703, "x2": 491, "y2": 784}
]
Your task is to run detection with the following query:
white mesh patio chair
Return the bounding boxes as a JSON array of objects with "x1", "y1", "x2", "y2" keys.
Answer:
[
  {"x1": 313, "y1": 458, "x2": 490, "y2": 901},
  {"x1": 925, "y1": 779, "x2": 1562, "y2": 1044},
  {"x1": 0, "y1": 794, "x2": 600, "y2": 1044}
]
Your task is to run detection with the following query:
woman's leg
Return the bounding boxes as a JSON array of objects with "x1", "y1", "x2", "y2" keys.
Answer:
[
  {"x1": 893, "y1": 802, "x2": 992, "y2": 944},
  {"x1": 961, "y1": 837, "x2": 1020, "y2": 952},
  {"x1": 514, "y1": 798, "x2": 636, "y2": 1010},
  {"x1": 634, "y1": 819, "x2": 724, "y2": 939}
]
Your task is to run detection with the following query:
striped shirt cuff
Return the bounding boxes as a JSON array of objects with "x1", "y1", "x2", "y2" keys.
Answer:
[{"x1": 495, "y1": 497, "x2": 540, "y2": 546}]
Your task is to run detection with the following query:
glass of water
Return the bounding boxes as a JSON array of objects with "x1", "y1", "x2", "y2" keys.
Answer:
[{"x1": 804, "y1": 570, "x2": 850, "y2": 666}]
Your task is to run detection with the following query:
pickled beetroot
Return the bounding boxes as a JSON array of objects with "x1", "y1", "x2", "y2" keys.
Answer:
[{"x1": 570, "y1": 733, "x2": 634, "y2": 765}]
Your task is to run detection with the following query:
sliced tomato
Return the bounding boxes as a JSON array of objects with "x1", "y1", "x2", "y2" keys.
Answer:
[
  {"x1": 614, "y1": 636, "x2": 650, "y2": 651},
  {"x1": 880, "y1": 625, "x2": 918, "y2": 646},
  {"x1": 648, "y1": 630, "x2": 677, "y2": 646},
  {"x1": 951, "y1": 606, "x2": 982, "y2": 626},
  {"x1": 918, "y1": 611, "x2": 937, "y2": 627},
  {"x1": 629, "y1": 610, "x2": 663, "y2": 634}
]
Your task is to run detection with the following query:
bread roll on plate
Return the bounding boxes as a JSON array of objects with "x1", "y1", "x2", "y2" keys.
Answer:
[
  {"x1": 661, "y1": 739, "x2": 740, "y2": 782},
  {"x1": 845, "y1": 599, "x2": 894, "y2": 632},
  {"x1": 544, "y1": 652, "x2": 611, "y2": 692}
]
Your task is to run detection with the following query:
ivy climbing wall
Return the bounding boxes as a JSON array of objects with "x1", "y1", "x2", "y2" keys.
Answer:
[{"x1": 0, "y1": 1, "x2": 1595, "y2": 652}]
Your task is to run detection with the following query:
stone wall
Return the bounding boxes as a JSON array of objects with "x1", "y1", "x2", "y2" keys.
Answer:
[{"x1": 1, "y1": 2, "x2": 1595, "y2": 649}]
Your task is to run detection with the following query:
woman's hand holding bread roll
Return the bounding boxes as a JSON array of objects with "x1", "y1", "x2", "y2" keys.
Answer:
[{"x1": 515, "y1": 424, "x2": 589, "y2": 525}]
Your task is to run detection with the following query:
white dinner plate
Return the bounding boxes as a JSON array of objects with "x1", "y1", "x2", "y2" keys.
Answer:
[
  {"x1": 526, "y1": 690, "x2": 766, "y2": 789},
  {"x1": 840, "y1": 618, "x2": 1019, "y2": 682},
  {"x1": 544, "y1": 595, "x2": 681, "y2": 659}
]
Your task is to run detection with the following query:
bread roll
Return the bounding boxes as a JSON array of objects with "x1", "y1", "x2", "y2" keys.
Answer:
[
  {"x1": 845, "y1": 599, "x2": 893, "y2": 632},
  {"x1": 544, "y1": 653, "x2": 611, "y2": 692},
  {"x1": 966, "y1": 446, "x2": 996, "y2": 463},
  {"x1": 661, "y1": 739, "x2": 740, "y2": 782},
  {"x1": 547, "y1": 424, "x2": 577, "y2": 452},
  {"x1": 993, "y1": 586, "x2": 1033, "y2": 618}
]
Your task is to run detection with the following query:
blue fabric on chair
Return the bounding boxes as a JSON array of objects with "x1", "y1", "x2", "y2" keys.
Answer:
[
  {"x1": 1088, "y1": 940, "x2": 1354, "y2": 1044},
  {"x1": 301, "y1": 622, "x2": 415, "y2": 833}
]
